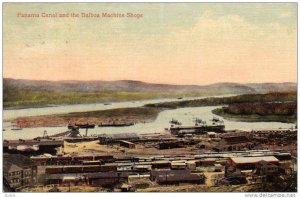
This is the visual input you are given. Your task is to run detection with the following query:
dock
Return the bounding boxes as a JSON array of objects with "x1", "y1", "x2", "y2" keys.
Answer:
[
  {"x1": 170, "y1": 124, "x2": 225, "y2": 134},
  {"x1": 3, "y1": 138, "x2": 64, "y2": 154}
]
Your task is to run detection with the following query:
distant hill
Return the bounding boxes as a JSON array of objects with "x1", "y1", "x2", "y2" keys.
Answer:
[
  {"x1": 3, "y1": 78, "x2": 296, "y2": 95},
  {"x1": 245, "y1": 82, "x2": 297, "y2": 93}
]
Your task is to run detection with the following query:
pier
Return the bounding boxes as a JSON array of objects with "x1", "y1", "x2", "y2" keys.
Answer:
[{"x1": 3, "y1": 138, "x2": 64, "y2": 154}]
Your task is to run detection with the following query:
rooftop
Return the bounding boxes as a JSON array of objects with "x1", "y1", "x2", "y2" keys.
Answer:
[
  {"x1": 99, "y1": 133, "x2": 139, "y2": 140},
  {"x1": 231, "y1": 156, "x2": 279, "y2": 164},
  {"x1": 4, "y1": 154, "x2": 36, "y2": 171},
  {"x1": 207, "y1": 132, "x2": 217, "y2": 135},
  {"x1": 223, "y1": 136, "x2": 250, "y2": 144}
]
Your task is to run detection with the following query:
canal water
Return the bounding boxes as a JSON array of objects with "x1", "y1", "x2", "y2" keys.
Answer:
[{"x1": 3, "y1": 96, "x2": 295, "y2": 140}]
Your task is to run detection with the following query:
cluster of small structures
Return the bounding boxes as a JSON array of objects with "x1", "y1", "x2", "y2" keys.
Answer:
[{"x1": 3, "y1": 118, "x2": 297, "y2": 192}]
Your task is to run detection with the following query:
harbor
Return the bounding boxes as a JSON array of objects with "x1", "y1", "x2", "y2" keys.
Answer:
[
  {"x1": 3, "y1": 122, "x2": 297, "y2": 192},
  {"x1": 3, "y1": 103, "x2": 295, "y2": 140},
  {"x1": 3, "y1": 91, "x2": 297, "y2": 192}
]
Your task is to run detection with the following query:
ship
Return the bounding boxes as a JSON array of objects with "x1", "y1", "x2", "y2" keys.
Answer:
[
  {"x1": 98, "y1": 122, "x2": 134, "y2": 127},
  {"x1": 169, "y1": 118, "x2": 182, "y2": 125},
  {"x1": 68, "y1": 123, "x2": 95, "y2": 129},
  {"x1": 11, "y1": 128, "x2": 22, "y2": 131},
  {"x1": 169, "y1": 117, "x2": 225, "y2": 135}
]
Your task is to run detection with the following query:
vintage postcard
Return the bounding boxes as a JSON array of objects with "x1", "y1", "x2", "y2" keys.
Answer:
[{"x1": 2, "y1": 2, "x2": 297, "y2": 194}]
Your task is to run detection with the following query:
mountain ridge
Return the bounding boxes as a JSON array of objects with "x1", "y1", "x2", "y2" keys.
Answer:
[{"x1": 4, "y1": 78, "x2": 296, "y2": 94}]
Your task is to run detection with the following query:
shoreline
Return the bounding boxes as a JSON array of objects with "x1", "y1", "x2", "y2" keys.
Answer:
[
  {"x1": 14, "y1": 107, "x2": 165, "y2": 128},
  {"x1": 10, "y1": 92, "x2": 297, "y2": 128},
  {"x1": 212, "y1": 108, "x2": 296, "y2": 124},
  {"x1": 3, "y1": 95, "x2": 207, "y2": 110},
  {"x1": 4, "y1": 104, "x2": 59, "y2": 110}
]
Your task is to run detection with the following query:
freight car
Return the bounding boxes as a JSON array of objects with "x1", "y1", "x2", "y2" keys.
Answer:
[
  {"x1": 32, "y1": 154, "x2": 115, "y2": 165},
  {"x1": 31, "y1": 156, "x2": 50, "y2": 166},
  {"x1": 82, "y1": 160, "x2": 102, "y2": 166},
  {"x1": 73, "y1": 155, "x2": 94, "y2": 162},
  {"x1": 83, "y1": 165, "x2": 103, "y2": 172},
  {"x1": 99, "y1": 164, "x2": 118, "y2": 172},
  {"x1": 49, "y1": 156, "x2": 73, "y2": 165},
  {"x1": 45, "y1": 164, "x2": 118, "y2": 174},
  {"x1": 94, "y1": 155, "x2": 113, "y2": 160},
  {"x1": 45, "y1": 166, "x2": 64, "y2": 174},
  {"x1": 63, "y1": 165, "x2": 84, "y2": 173}
]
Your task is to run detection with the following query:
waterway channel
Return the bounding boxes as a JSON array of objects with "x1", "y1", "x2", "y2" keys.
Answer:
[{"x1": 3, "y1": 95, "x2": 295, "y2": 140}]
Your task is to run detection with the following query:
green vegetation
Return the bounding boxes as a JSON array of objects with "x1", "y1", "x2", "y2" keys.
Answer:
[
  {"x1": 145, "y1": 92, "x2": 297, "y2": 108},
  {"x1": 4, "y1": 79, "x2": 297, "y2": 109},
  {"x1": 212, "y1": 104, "x2": 297, "y2": 123},
  {"x1": 14, "y1": 92, "x2": 297, "y2": 127},
  {"x1": 146, "y1": 92, "x2": 297, "y2": 123},
  {"x1": 3, "y1": 84, "x2": 204, "y2": 109}
]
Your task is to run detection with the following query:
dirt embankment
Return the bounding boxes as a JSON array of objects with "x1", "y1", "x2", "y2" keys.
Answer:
[
  {"x1": 14, "y1": 107, "x2": 164, "y2": 128},
  {"x1": 136, "y1": 183, "x2": 281, "y2": 192},
  {"x1": 63, "y1": 140, "x2": 199, "y2": 157}
]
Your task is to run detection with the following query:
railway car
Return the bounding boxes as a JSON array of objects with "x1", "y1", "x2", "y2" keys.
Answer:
[
  {"x1": 274, "y1": 153, "x2": 291, "y2": 161},
  {"x1": 99, "y1": 164, "x2": 118, "y2": 172},
  {"x1": 82, "y1": 160, "x2": 102, "y2": 166},
  {"x1": 83, "y1": 165, "x2": 103, "y2": 172},
  {"x1": 94, "y1": 155, "x2": 114, "y2": 161},
  {"x1": 63, "y1": 165, "x2": 83, "y2": 173},
  {"x1": 73, "y1": 155, "x2": 94, "y2": 162},
  {"x1": 45, "y1": 166, "x2": 63, "y2": 174},
  {"x1": 51, "y1": 156, "x2": 73, "y2": 165},
  {"x1": 31, "y1": 157, "x2": 49, "y2": 166}
]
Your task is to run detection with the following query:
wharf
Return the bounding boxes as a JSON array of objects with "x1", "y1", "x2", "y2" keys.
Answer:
[
  {"x1": 3, "y1": 138, "x2": 64, "y2": 147},
  {"x1": 170, "y1": 125, "x2": 225, "y2": 134}
]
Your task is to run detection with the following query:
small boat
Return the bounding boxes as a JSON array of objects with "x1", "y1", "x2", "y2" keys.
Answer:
[
  {"x1": 169, "y1": 118, "x2": 182, "y2": 125},
  {"x1": 68, "y1": 123, "x2": 95, "y2": 129},
  {"x1": 75, "y1": 124, "x2": 95, "y2": 129},
  {"x1": 104, "y1": 103, "x2": 111, "y2": 105},
  {"x1": 67, "y1": 125, "x2": 80, "y2": 130},
  {"x1": 194, "y1": 117, "x2": 206, "y2": 126},
  {"x1": 177, "y1": 97, "x2": 183, "y2": 100},
  {"x1": 210, "y1": 117, "x2": 224, "y2": 124},
  {"x1": 98, "y1": 122, "x2": 134, "y2": 127},
  {"x1": 11, "y1": 128, "x2": 22, "y2": 131}
]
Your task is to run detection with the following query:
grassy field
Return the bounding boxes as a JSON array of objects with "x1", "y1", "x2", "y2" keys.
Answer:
[
  {"x1": 3, "y1": 90, "x2": 178, "y2": 108},
  {"x1": 4, "y1": 80, "x2": 212, "y2": 108},
  {"x1": 3, "y1": 89, "x2": 208, "y2": 109}
]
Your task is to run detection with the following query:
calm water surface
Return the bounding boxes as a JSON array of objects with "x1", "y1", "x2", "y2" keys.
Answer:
[{"x1": 3, "y1": 96, "x2": 295, "y2": 140}]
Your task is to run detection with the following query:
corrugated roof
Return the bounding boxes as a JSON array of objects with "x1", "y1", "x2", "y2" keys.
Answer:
[
  {"x1": 152, "y1": 170, "x2": 205, "y2": 183},
  {"x1": 207, "y1": 132, "x2": 217, "y2": 135},
  {"x1": 171, "y1": 162, "x2": 186, "y2": 166},
  {"x1": 152, "y1": 161, "x2": 170, "y2": 164},
  {"x1": 223, "y1": 136, "x2": 250, "y2": 144},
  {"x1": 231, "y1": 156, "x2": 279, "y2": 164},
  {"x1": 99, "y1": 133, "x2": 139, "y2": 139},
  {"x1": 128, "y1": 175, "x2": 150, "y2": 178}
]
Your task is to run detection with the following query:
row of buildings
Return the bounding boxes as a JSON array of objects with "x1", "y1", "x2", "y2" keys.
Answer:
[{"x1": 3, "y1": 148, "x2": 295, "y2": 191}]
